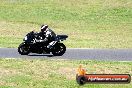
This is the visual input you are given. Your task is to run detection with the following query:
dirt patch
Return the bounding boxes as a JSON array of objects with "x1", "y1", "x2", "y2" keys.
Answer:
[
  {"x1": 58, "y1": 67, "x2": 77, "y2": 80},
  {"x1": 0, "y1": 67, "x2": 22, "y2": 78},
  {"x1": 0, "y1": 80, "x2": 17, "y2": 87}
]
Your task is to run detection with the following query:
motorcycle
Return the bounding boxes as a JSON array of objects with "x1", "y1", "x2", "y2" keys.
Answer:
[{"x1": 18, "y1": 31, "x2": 68, "y2": 56}]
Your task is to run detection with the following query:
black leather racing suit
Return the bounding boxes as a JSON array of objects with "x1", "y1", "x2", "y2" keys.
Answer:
[{"x1": 37, "y1": 28, "x2": 56, "y2": 48}]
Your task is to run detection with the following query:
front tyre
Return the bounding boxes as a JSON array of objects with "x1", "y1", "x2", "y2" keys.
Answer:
[
  {"x1": 52, "y1": 43, "x2": 66, "y2": 56},
  {"x1": 18, "y1": 43, "x2": 30, "y2": 55}
]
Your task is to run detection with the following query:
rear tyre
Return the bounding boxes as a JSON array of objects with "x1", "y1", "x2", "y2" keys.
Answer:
[
  {"x1": 52, "y1": 43, "x2": 66, "y2": 56},
  {"x1": 18, "y1": 43, "x2": 30, "y2": 55}
]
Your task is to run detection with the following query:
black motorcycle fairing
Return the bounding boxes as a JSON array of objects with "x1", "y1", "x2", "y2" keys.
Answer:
[
  {"x1": 56, "y1": 35, "x2": 68, "y2": 41},
  {"x1": 23, "y1": 31, "x2": 36, "y2": 43},
  {"x1": 28, "y1": 42, "x2": 49, "y2": 54}
]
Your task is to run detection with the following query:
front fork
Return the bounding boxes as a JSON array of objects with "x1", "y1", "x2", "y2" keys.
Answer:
[{"x1": 47, "y1": 41, "x2": 58, "y2": 49}]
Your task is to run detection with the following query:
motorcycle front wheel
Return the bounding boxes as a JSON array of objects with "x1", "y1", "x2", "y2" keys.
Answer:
[
  {"x1": 18, "y1": 43, "x2": 30, "y2": 55},
  {"x1": 52, "y1": 43, "x2": 66, "y2": 56}
]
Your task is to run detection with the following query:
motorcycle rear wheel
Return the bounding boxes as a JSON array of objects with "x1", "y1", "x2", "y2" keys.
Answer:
[{"x1": 18, "y1": 43, "x2": 30, "y2": 55}]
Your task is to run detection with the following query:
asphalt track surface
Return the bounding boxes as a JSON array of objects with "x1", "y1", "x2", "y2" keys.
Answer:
[{"x1": 0, "y1": 48, "x2": 132, "y2": 61}]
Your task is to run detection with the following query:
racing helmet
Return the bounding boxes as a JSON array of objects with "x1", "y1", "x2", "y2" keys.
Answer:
[{"x1": 41, "y1": 24, "x2": 48, "y2": 32}]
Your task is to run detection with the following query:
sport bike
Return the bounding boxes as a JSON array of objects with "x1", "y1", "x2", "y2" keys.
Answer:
[{"x1": 18, "y1": 31, "x2": 68, "y2": 56}]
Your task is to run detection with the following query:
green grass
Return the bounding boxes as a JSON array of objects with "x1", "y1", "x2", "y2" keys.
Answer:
[
  {"x1": 0, "y1": 0, "x2": 132, "y2": 48},
  {"x1": 0, "y1": 58, "x2": 132, "y2": 88}
]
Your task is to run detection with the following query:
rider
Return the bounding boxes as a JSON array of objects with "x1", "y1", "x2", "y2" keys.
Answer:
[{"x1": 36, "y1": 24, "x2": 56, "y2": 48}]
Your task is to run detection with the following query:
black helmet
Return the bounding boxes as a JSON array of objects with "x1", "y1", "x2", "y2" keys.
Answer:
[{"x1": 41, "y1": 24, "x2": 48, "y2": 32}]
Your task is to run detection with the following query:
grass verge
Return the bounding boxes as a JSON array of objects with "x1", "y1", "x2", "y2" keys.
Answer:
[
  {"x1": 0, "y1": 58, "x2": 131, "y2": 88},
  {"x1": 0, "y1": 0, "x2": 132, "y2": 48}
]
